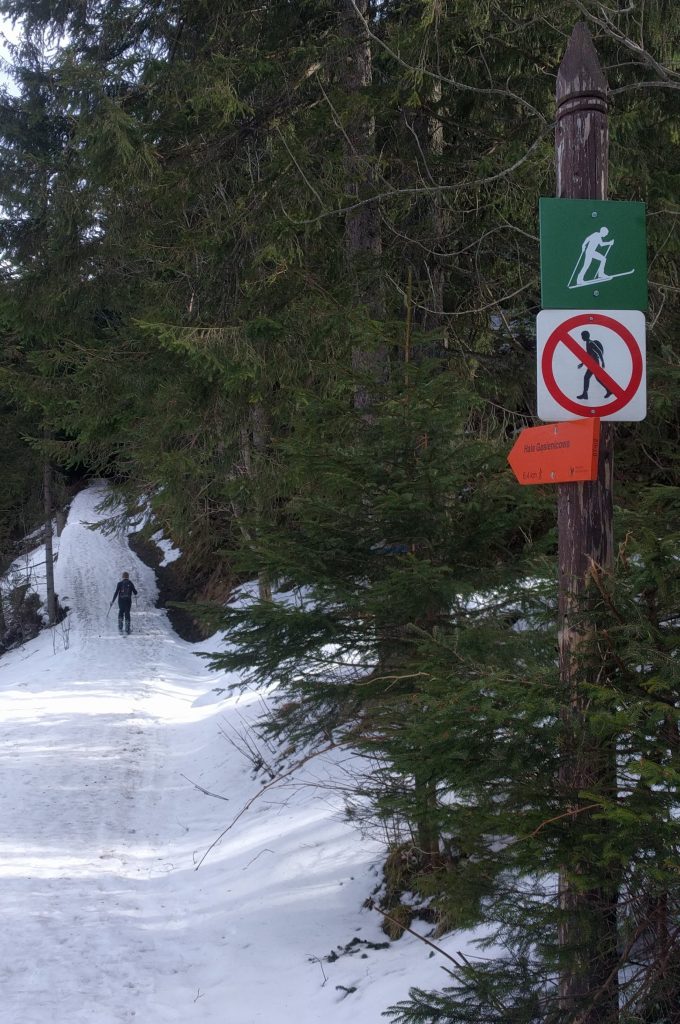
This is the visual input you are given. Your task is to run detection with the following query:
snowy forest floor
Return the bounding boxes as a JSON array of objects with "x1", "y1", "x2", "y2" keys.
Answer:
[{"x1": 0, "y1": 483, "x2": 477, "y2": 1024}]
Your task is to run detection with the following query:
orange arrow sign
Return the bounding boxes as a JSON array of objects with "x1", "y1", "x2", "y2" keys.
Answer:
[{"x1": 508, "y1": 418, "x2": 600, "y2": 485}]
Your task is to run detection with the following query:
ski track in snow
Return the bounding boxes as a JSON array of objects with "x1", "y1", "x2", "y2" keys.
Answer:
[{"x1": 0, "y1": 484, "x2": 478, "y2": 1023}]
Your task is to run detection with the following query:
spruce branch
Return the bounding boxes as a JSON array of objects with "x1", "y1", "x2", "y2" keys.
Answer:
[
  {"x1": 369, "y1": 901, "x2": 514, "y2": 1018},
  {"x1": 573, "y1": 0, "x2": 680, "y2": 87},
  {"x1": 506, "y1": 801, "x2": 604, "y2": 847},
  {"x1": 288, "y1": 124, "x2": 553, "y2": 226},
  {"x1": 345, "y1": 0, "x2": 547, "y2": 121},
  {"x1": 585, "y1": 557, "x2": 627, "y2": 625}
]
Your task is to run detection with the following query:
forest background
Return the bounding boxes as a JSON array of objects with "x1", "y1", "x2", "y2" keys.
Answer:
[{"x1": 0, "y1": 2, "x2": 679, "y2": 1021}]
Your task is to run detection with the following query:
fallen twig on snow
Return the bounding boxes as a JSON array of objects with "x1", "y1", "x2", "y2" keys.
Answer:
[{"x1": 194, "y1": 742, "x2": 335, "y2": 870}]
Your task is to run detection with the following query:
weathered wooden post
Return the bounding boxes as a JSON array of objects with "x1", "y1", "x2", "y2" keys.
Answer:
[
  {"x1": 43, "y1": 432, "x2": 57, "y2": 626},
  {"x1": 555, "y1": 24, "x2": 618, "y2": 1022}
]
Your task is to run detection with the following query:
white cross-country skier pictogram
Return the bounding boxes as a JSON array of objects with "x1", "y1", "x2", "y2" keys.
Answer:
[{"x1": 567, "y1": 226, "x2": 635, "y2": 290}]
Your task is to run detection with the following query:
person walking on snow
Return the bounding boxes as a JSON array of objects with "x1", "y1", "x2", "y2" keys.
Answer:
[{"x1": 111, "y1": 572, "x2": 137, "y2": 634}]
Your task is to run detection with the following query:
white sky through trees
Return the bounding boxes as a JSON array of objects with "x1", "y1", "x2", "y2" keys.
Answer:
[{"x1": 0, "y1": 15, "x2": 19, "y2": 92}]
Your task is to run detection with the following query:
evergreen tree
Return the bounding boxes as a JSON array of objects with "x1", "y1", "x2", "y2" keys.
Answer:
[{"x1": 0, "y1": 3, "x2": 678, "y2": 1021}]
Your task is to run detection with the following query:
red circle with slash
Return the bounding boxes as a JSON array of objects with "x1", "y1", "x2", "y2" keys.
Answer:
[{"x1": 541, "y1": 312, "x2": 643, "y2": 418}]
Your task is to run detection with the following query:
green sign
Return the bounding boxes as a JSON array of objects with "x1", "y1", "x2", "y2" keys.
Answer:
[{"x1": 540, "y1": 198, "x2": 647, "y2": 311}]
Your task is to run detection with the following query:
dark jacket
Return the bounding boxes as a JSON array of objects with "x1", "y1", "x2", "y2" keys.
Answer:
[{"x1": 112, "y1": 579, "x2": 137, "y2": 604}]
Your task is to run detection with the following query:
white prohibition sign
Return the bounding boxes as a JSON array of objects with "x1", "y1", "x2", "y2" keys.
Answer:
[{"x1": 536, "y1": 309, "x2": 646, "y2": 422}]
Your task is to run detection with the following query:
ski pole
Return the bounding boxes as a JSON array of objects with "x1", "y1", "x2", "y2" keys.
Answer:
[{"x1": 567, "y1": 252, "x2": 582, "y2": 289}]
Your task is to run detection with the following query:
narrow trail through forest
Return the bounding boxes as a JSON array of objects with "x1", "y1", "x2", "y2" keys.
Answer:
[
  {"x1": 0, "y1": 485, "x2": 465, "y2": 1024},
  {"x1": 0, "y1": 486, "x2": 221, "y2": 1022}
]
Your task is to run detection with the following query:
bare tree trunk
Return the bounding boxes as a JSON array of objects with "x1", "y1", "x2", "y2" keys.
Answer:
[
  {"x1": 251, "y1": 403, "x2": 272, "y2": 602},
  {"x1": 555, "y1": 24, "x2": 619, "y2": 1023},
  {"x1": 423, "y1": 78, "x2": 446, "y2": 340},
  {"x1": 401, "y1": 80, "x2": 447, "y2": 360},
  {"x1": 340, "y1": 0, "x2": 387, "y2": 410},
  {"x1": 414, "y1": 772, "x2": 439, "y2": 860},
  {"x1": 43, "y1": 451, "x2": 57, "y2": 626},
  {"x1": 431, "y1": 97, "x2": 445, "y2": 324},
  {"x1": 0, "y1": 578, "x2": 6, "y2": 639},
  {"x1": 236, "y1": 404, "x2": 272, "y2": 603}
]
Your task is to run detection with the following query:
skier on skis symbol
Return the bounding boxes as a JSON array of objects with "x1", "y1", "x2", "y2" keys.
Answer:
[
  {"x1": 568, "y1": 226, "x2": 635, "y2": 290},
  {"x1": 539, "y1": 197, "x2": 647, "y2": 311}
]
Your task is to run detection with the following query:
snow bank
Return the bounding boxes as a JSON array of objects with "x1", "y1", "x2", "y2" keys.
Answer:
[{"x1": 0, "y1": 482, "x2": 483, "y2": 1023}]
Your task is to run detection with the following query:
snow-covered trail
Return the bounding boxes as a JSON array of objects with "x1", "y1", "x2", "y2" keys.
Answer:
[
  {"x1": 0, "y1": 484, "x2": 469, "y2": 1024},
  {"x1": 0, "y1": 486, "x2": 214, "y2": 1022}
]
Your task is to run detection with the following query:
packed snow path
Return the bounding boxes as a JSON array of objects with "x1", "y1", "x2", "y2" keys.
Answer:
[{"x1": 0, "y1": 485, "x2": 468, "y2": 1024}]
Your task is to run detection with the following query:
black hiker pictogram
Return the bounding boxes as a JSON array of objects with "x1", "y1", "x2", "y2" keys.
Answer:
[{"x1": 576, "y1": 330, "x2": 613, "y2": 401}]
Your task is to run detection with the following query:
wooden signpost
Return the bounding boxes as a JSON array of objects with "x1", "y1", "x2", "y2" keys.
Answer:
[
  {"x1": 505, "y1": 22, "x2": 653, "y2": 1019},
  {"x1": 553, "y1": 25, "x2": 619, "y2": 1021}
]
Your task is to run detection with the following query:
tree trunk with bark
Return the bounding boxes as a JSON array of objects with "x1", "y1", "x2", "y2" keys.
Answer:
[
  {"x1": 339, "y1": 0, "x2": 387, "y2": 410},
  {"x1": 43, "y1": 451, "x2": 57, "y2": 626},
  {"x1": 236, "y1": 404, "x2": 272, "y2": 603}
]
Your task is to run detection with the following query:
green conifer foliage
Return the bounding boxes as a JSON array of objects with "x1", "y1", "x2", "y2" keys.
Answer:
[
  {"x1": 0, "y1": 2, "x2": 678, "y2": 1020},
  {"x1": 0, "y1": 403, "x2": 44, "y2": 552},
  {"x1": 385, "y1": 512, "x2": 680, "y2": 1022}
]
